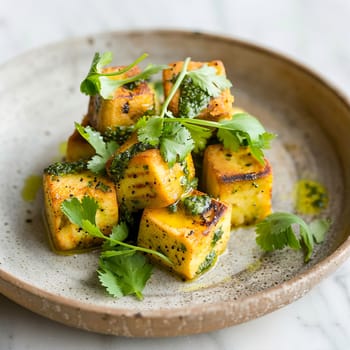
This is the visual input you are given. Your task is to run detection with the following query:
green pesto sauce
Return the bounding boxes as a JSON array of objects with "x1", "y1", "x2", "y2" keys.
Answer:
[
  {"x1": 21, "y1": 175, "x2": 42, "y2": 201},
  {"x1": 102, "y1": 126, "x2": 134, "y2": 145},
  {"x1": 183, "y1": 194, "x2": 211, "y2": 216},
  {"x1": 108, "y1": 143, "x2": 153, "y2": 183},
  {"x1": 212, "y1": 227, "x2": 224, "y2": 247},
  {"x1": 178, "y1": 76, "x2": 210, "y2": 118},
  {"x1": 87, "y1": 180, "x2": 111, "y2": 193},
  {"x1": 196, "y1": 251, "x2": 217, "y2": 275},
  {"x1": 44, "y1": 160, "x2": 87, "y2": 176},
  {"x1": 181, "y1": 160, "x2": 198, "y2": 191},
  {"x1": 295, "y1": 179, "x2": 328, "y2": 214}
]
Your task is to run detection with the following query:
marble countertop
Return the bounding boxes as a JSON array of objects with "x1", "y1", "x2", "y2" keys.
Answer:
[{"x1": 1, "y1": 0, "x2": 350, "y2": 349}]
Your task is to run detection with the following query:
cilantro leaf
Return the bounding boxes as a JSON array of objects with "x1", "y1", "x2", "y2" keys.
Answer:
[
  {"x1": 102, "y1": 222, "x2": 129, "y2": 250},
  {"x1": 309, "y1": 219, "x2": 331, "y2": 244},
  {"x1": 187, "y1": 64, "x2": 232, "y2": 97},
  {"x1": 97, "y1": 268, "x2": 124, "y2": 298},
  {"x1": 98, "y1": 250, "x2": 153, "y2": 300},
  {"x1": 216, "y1": 127, "x2": 241, "y2": 151},
  {"x1": 99, "y1": 63, "x2": 168, "y2": 99},
  {"x1": 255, "y1": 212, "x2": 331, "y2": 262},
  {"x1": 81, "y1": 52, "x2": 146, "y2": 97},
  {"x1": 81, "y1": 219, "x2": 106, "y2": 239},
  {"x1": 75, "y1": 123, "x2": 118, "y2": 173},
  {"x1": 160, "y1": 122, "x2": 194, "y2": 166},
  {"x1": 183, "y1": 122, "x2": 213, "y2": 152},
  {"x1": 80, "y1": 52, "x2": 167, "y2": 99},
  {"x1": 60, "y1": 196, "x2": 99, "y2": 227},
  {"x1": 80, "y1": 52, "x2": 113, "y2": 96},
  {"x1": 136, "y1": 116, "x2": 163, "y2": 146},
  {"x1": 219, "y1": 113, "x2": 266, "y2": 142},
  {"x1": 136, "y1": 115, "x2": 195, "y2": 167},
  {"x1": 216, "y1": 114, "x2": 276, "y2": 163},
  {"x1": 110, "y1": 222, "x2": 129, "y2": 242}
]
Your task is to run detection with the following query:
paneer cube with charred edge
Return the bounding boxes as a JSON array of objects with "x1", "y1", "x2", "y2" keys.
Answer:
[
  {"x1": 87, "y1": 66, "x2": 157, "y2": 133},
  {"x1": 202, "y1": 144, "x2": 273, "y2": 226},
  {"x1": 163, "y1": 60, "x2": 234, "y2": 121},
  {"x1": 106, "y1": 134, "x2": 196, "y2": 212},
  {"x1": 137, "y1": 190, "x2": 232, "y2": 280},
  {"x1": 43, "y1": 163, "x2": 119, "y2": 252}
]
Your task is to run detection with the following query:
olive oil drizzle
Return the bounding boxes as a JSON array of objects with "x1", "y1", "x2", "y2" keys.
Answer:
[
  {"x1": 295, "y1": 179, "x2": 328, "y2": 215},
  {"x1": 21, "y1": 175, "x2": 42, "y2": 201}
]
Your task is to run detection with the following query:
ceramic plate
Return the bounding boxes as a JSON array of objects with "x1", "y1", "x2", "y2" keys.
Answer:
[{"x1": 1, "y1": 30, "x2": 350, "y2": 337}]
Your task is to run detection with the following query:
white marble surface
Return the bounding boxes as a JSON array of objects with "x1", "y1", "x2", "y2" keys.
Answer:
[{"x1": 1, "y1": 0, "x2": 350, "y2": 348}]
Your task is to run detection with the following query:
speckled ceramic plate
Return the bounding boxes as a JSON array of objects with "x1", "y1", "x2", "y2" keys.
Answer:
[{"x1": 0, "y1": 30, "x2": 350, "y2": 337}]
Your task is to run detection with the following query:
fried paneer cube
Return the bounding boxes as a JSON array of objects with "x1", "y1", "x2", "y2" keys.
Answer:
[
  {"x1": 137, "y1": 191, "x2": 232, "y2": 280},
  {"x1": 163, "y1": 60, "x2": 234, "y2": 121},
  {"x1": 202, "y1": 145, "x2": 273, "y2": 226},
  {"x1": 107, "y1": 134, "x2": 196, "y2": 212},
  {"x1": 87, "y1": 66, "x2": 157, "y2": 132},
  {"x1": 43, "y1": 168, "x2": 118, "y2": 252}
]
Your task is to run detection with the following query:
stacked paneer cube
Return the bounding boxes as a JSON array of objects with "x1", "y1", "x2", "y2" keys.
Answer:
[{"x1": 43, "y1": 60, "x2": 272, "y2": 280}]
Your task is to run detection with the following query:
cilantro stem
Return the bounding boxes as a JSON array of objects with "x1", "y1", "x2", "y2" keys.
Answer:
[
  {"x1": 135, "y1": 291, "x2": 143, "y2": 300},
  {"x1": 80, "y1": 218, "x2": 173, "y2": 265},
  {"x1": 165, "y1": 117, "x2": 227, "y2": 130},
  {"x1": 100, "y1": 53, "x2": 148, "y2": 76},
  {"x1": 106, "y1": 238, "x2": 173, "y2": 266},
  {"x1": 160, "y1": 57, "x2": 191, "y2": 118}
]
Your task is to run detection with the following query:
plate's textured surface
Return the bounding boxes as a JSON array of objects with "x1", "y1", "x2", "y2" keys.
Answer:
[{"x1": 0, "y1": 30, "x2": 350, "y2": 337}]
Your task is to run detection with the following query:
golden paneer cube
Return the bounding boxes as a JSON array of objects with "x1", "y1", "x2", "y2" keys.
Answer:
[
  {"x1": 66, "y1": 115, "x2": 95, "y2": 162},
  {"x1": 163, "y1": 60, "x2": 234, "y2": 121},
  {"x1": 137, "y1": 191, "x2": 232, "y2": 280},
  {"x1": 202, "y1": 144, "x2": 273, "y2": 226},
  {"x1": 87, "y1": 66, "x2": 157, "y2": 132},
  {"x1": 43, "y1": 166, "x2": 118, "y2": 252},
  {"x1": 107, "y1": 136, "x2": 196, "y2": 212}
]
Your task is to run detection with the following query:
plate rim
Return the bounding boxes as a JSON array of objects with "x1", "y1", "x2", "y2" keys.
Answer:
[{"x1": 1, "y1": 28, "x2": 350, "y2": 337}]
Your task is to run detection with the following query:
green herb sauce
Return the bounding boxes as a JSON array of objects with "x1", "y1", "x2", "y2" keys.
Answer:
[
  {"x1": 212, "y1": 227, "x2": 224, "y2": 247},
  {"x1": 178, "y1": 76, "x2": 210, "y2": 118},
  {"x1": 196, "y1": 251, "x2": 217, "y2": 275},
  {"x1": 183, "y1": 194, "x2": 211, "y2": 216},
  {"x1": 108, "y1": 143, "x2": 153, "y2": 183},
  {"x1": 295, "y1": 179, "x2": 328, "y2": 214},
  {"x1": 167, "y1": 202, "x2": 178, "y2": 213},
  {"x1": 102, "y1": 126, "x2": 134, "y2": 145},
  {"x1": 44, "y1": 160, "x2": 87, "y2": 176},
  {"x1": 21, "y1": 175, "x2": 42, "y2": 201},
  {"x1": 88, "y1": 180, "x2": 111, "y2": 193}
]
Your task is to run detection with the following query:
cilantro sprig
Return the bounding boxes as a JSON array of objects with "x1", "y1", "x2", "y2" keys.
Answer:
[
  {"x1": 80, "y1": 52, "x2": 167, "y2": 99},
  {"x1": 136, "y1": 57, "x2": 274, "y2": 165},
  {"x1": 187, "y1": 64, "x2": 232, "y2": 97},
  {"x1": 170, "y1": 114, "x2": 275, "y2": 164},
  {"x1": 61, "y1": 196, "x2": 172, "y2": 299},
  {"x1": 255, "y1": 212, "x2": 331, "y2": 262},
  {"x1": 75, "y1": 123, "x2": 118, "y2": 174}
]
